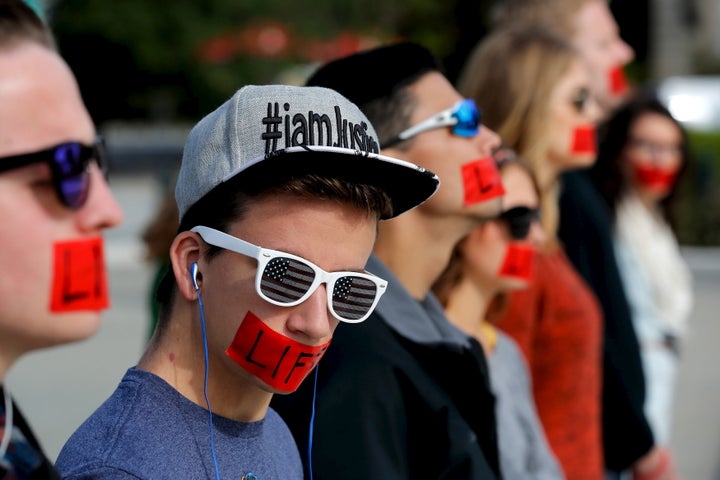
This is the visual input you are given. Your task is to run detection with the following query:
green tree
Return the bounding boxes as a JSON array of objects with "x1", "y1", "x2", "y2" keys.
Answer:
[{"x1": 49, "y1": 0, "x2": 472, "y2": 123}]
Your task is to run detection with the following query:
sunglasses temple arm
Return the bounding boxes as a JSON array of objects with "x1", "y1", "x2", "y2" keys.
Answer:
[
  {"x1": 191, "y1": 227, "x2": 262, "y2": 259},
  {"x1": 397, "y1": 113, "x2": 457, "y2": 142}
]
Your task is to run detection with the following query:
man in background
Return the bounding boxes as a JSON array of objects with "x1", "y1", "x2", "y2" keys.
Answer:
[{"x1": 272, "y1": 42, "x2": 506, "y2": 479}]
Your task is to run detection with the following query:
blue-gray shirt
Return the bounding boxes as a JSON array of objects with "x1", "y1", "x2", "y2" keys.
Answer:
[{"x1": 56, "y1": 368, "x2": 302, "y2": 479}]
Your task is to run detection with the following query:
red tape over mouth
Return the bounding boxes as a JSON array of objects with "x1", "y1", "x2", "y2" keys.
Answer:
[
  {"x1": 632, "y1": 163, "x2": 678, "y2": 192},
  {"x1": 609, "y1": 65, "x2": 629, "y2": 96},
  {"x1": 571, "y1": 125, "x2": 597, "y2": 155},
  {"x1": 462, "y1": 157, "x2": 505, "y2": 205},
  {"x1": 498, "y1": 243, "x2": 535, "y2": 281},
  {"x1": 226, "y1": 311, "x2": 331, "y2": 393},
  {"x1": 50, "y1": 236, "x2": 109, "y2": 312}
]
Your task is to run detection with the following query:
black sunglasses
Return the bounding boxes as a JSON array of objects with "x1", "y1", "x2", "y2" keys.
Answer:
[
  {"x1": 571, "y1": 87, "x2": 592, "y2": 113},
  {"x1": 0, "y1": 137, "x2": 106, "y2": 209},
  {"x1": 499, "y1": 206, "x2": 540, "y2": 240}
]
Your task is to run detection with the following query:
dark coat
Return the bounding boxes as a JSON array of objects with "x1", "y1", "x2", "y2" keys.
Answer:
[
  {"x1": 558, "y1": 170, "x2": 655, "y2": 470},
  {"x1": 271, "y1": 257, "x2": 500, "y2": 480}
]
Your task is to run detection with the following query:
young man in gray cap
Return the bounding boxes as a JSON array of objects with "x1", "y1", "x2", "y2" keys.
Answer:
[
  {"x1": 55, "y1": 84, "x2": 439, "y2": 480},
  {"x1": 0, "y1": 2, "x2": 123, "y2": 478},
  {"x1": 272, "y1": 42, "x2": 506, "y2": 479}
]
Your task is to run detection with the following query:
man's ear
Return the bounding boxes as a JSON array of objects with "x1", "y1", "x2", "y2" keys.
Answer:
[{"x1": 169, "y1": 231, "x2": 203, "y2": 301}]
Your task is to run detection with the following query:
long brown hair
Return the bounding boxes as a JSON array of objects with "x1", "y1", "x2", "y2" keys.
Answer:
[{"x1": 590, "y1": 92, "x2": 690, "y2": 230}]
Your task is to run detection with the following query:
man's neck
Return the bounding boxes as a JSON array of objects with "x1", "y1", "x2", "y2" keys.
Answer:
[
  {"x1": 138, "y1": 307, "x2": 272, "y2": 423},
  {"x1": 373, "y1": 211, "x2": 476, "y2": 299}
]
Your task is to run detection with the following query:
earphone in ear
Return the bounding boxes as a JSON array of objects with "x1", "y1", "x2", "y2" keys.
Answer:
[
  {"x1": 187, "y1": 261, "x2": 220, "y2": 479},
  {"x1": 190, "y1": 262, "x2": 200, "y2": 291}
]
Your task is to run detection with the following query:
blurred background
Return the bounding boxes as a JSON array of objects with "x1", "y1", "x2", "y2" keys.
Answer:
[
  {"x1": 6, "y1": 0, "x2": 720, "y2": 478},
  {"x1": 27, "y1": 0, "x2": 720, "y2": 244}
]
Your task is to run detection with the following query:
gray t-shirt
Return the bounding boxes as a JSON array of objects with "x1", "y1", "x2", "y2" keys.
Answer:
[
  {"x1": 56, "y1": 368, "x2": 302, "y2": 479},
  {"x1": 490, "y1": 332, "x2": 564, "y2": 479}
]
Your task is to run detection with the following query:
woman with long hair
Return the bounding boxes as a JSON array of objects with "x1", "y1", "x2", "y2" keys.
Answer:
[
  {"x1": 433, "y1": 155, "x2": 564, "y2": 479},
  {"x1": 457, "y1": 23, "x2": 604, "y2": 478},
  {"x1": 591, "y1": 93, "x2": 693, "y2": 452}
]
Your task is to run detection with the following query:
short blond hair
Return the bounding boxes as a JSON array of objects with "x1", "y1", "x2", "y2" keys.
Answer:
[{"x1": 491, "y1": 0, "x2": 606, "y2": 38}]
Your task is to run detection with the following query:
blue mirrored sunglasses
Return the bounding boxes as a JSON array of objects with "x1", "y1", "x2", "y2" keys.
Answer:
[
  {"x1": 0, "y1": 137, "x2": 106, "y2": 210},
  {"x1": 382, "y1": 99, "x2": 481, "y2": 148}
]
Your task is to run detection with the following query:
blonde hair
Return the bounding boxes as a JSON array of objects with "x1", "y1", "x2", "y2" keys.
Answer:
[
  {"x1": 457, "y1": 23, "x2": 578, "y2": 248},
  {"x1": 491, "y1": 0, "x2": 606, "y2": 37}
]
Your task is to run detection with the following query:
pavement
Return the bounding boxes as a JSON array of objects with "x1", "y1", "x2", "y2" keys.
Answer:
[
  {"x1": 6, "y1": 172, "x2": 720, "y2": 478},
  {"x1": 669, "y1": 247, "x2": 720, "y2": 480}
]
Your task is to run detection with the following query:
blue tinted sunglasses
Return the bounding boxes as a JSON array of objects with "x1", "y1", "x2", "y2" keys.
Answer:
[
  {"x1": 0, "y1": 137, "x2": 106, "y2": 210},
  {"x1": 382, "y1": 99, "x2": 481, "y2": 148}
]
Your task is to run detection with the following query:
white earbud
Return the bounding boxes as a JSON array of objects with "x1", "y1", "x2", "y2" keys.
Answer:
[{"x1": 190, "y1": 263, "x2": 200, "y2": 291}]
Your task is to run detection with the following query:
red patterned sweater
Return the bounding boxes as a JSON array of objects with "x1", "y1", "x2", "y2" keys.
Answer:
[{"x1": 496, "y1": 248, "x2": 604, "y2": 479}]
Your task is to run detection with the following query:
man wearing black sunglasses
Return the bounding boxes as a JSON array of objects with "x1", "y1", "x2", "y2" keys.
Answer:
[
  {"x1": 56, "y1": 84, "x2": 439, "y2": 479},
  {"x1": 272, "y1": 42, "x2": 506, "y2": 479},
  {"x1": 0, "y1": 2, "x2": 124, "y2": 478}
]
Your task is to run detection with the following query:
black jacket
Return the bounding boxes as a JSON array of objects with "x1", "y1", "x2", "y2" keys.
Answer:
[
  {"x1": 0, "y1": 385, "x2": 61, "y2": 479},
  {"x1": 558, "y1": 170, "x2": 655, "y2": 470},
  {"x1": 272, "y1": 256, "x2": 500, "y2": 479}
]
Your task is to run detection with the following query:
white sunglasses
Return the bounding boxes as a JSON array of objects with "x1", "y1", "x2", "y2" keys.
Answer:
[
  {"x1": 382, "y1": 98, "x2": 481, "y2": 148},
  {"x1": 191, "y1": 226, "x2": 387, "y2": 323}
]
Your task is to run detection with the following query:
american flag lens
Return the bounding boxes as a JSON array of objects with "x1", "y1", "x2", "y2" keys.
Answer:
[
  {"x1": 260, "y1": 257, "x2": 379, "y2": 322},
  {"x1": 262, "y1": 257, "x2": 314, "y2": 303},
  {"x1": 189, "y1": 226, "x2": 387, "y2": 323}
]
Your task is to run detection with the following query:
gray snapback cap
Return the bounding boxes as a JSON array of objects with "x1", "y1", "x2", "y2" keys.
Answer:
[{"x1": 175, "y1": 84, "x2": 439, "y2": 220}]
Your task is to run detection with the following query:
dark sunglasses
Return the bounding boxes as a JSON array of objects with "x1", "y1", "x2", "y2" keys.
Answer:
[
  {"x1": 382, "y1": 99, "x2": 481, "y2": 148},
  {"x1": 0, "y1": 137, "x2": 106, "y2": 209},
  {"x1": 191, "y1": 226, "x2": 388, "y2": 323},
  {"x1": 571, "y1": 87, "x2": 592, "y2": 113},
  {"x1": 499, "y1": 206, "x2": 540, "y2": 240}
]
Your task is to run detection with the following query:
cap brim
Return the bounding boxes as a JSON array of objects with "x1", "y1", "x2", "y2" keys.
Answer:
[{"x1": 223, "y1": 146, "x2": 440, "y2": 219}]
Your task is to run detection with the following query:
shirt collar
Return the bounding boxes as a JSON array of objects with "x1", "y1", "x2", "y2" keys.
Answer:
[{"x1": 367, "y1": 254, "x2": 471, "y2": 347}]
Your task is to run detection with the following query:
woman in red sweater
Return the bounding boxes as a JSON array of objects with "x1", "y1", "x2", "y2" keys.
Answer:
[{"x1": 458, "y1": 23, "x2": 605, "y2": 479}]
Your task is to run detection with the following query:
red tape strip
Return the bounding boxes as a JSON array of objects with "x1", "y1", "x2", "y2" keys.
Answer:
[
  {"x1": 50, "y1": 237, "x2": 109, "y2": 312},
  {"x1": 498, "y1": 243, "x2": 535, "y2": 281},
  {"x1": 462, "y1": 157, "x2": 505, "y2": 205},
  {"x1": 571, "y1": 125, "x2": 597, "y2": 155},
  {"x1": 609, "y1": 65, "x2": 629, "y2": 96},
  {"x1": 226, "y1": 311, "x2": 331, "y2": 393}
]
